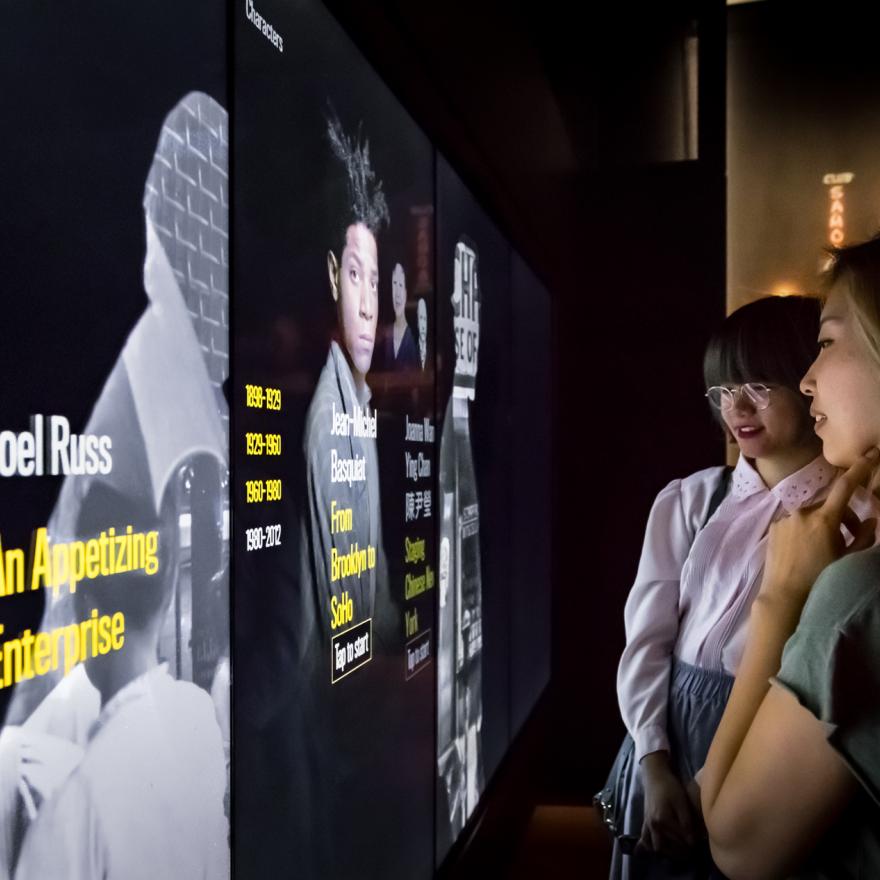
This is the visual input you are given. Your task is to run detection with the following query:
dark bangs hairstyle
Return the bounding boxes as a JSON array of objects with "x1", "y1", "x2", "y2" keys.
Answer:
[{"x1": 703, "y1": 295, "x2": 821, "y2": 422}]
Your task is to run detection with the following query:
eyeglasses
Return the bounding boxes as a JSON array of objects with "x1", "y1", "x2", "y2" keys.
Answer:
[{"x1": 705, "y1": 382, "x2": 772, "y2": 412}]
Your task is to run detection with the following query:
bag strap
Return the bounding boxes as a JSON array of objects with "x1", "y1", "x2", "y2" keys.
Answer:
[{"x1": 701, "y1": 465, "x2": 733, "y2": 530}]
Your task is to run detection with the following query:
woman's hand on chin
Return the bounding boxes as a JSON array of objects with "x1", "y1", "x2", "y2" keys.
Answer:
[{"x1": 760, "y1": 446, "x2": 879, "y2": 608}]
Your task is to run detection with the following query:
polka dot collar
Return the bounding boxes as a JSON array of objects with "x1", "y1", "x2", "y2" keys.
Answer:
[{"x1": 731, "y1": 454, "x2": 833, "y2": 513}]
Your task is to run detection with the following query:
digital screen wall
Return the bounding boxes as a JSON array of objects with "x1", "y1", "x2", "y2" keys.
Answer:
[
  {"x1": 233, "y1": 2, "x2": 436, "y2": 877},
  {"x1": 0, "y1": 1, "x2": 552, "y2": 878},
  {"x1": 0, "y1": 2, "x2": 230, "y2": 877},
  {"x1": 434, "y1": 156, "x2": 512, "y2": 863}
]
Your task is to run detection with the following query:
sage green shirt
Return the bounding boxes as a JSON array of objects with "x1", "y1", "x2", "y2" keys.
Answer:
[{"x1": 773, "y1": 546, "x2": 880, "y2": 879}]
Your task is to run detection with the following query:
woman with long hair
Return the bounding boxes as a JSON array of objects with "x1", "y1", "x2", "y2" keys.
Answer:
[{"x1": 700, "y1": 237, "x2": 880, "y2": 879}]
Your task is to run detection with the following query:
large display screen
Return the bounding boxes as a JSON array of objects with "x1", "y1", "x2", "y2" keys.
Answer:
[
  {"x1": 0, "y1": 2, "x2": 553, "y2": 877},
  {"x1": 233, "y1": 2, "x2": 435, "y2": 877},
  {"x1": 0, "y1": 3, "x2": 230, "y2": 877},
  {"x1": 434, "y1": 156, "x2": 512, "y2": 863}
]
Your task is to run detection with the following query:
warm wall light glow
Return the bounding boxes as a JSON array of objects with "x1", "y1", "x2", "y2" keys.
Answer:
[
  {"x1": 771, "y1": 283, "x2": 800, "y2": 297},
  {"x1": 824, "y1": 172, "x2": 854, "y2": 247}
]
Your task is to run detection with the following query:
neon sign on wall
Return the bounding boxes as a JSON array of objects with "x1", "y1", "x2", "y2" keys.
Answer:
[{"x1": 823, "y1": 172, "x2": 855, "y2": 247}]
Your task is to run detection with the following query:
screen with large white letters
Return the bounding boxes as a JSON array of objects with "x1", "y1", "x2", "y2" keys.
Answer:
[{"x1": 0, "y1": 3, "x2": 230, "y2": 877}]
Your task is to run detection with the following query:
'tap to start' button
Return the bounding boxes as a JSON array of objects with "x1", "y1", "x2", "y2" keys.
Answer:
[
  {"x1": 405, "y1": 628, "x2": 431, "y2": 680},
  {"x1": 331, "y1": 618, "x2": 372, "y2": 683}
]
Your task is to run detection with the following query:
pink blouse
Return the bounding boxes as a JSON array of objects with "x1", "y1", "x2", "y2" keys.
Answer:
[{"x1": 617, "y1": 454, "x2": 876, "y2": 762}]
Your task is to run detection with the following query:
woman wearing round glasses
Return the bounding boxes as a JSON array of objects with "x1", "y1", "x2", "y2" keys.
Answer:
[
  {"x1": 700, "y1": 238, "x2": 880, "y2": 879},
  {"x1": 607, "y1": 295, "x2": 876, "y2": 879}
]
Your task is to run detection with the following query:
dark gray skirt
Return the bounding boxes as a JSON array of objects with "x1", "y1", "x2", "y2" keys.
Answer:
[{"x1": 606, "y1": 658, "x2": 734, "y2": 880}]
